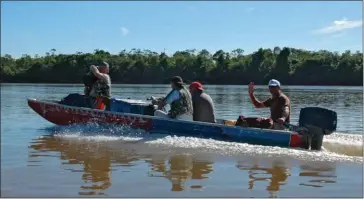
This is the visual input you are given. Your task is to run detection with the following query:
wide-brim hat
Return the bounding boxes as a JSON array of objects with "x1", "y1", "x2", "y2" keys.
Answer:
[{"x1": 170, "y1": 76, "x2": 184, "y2": 85}]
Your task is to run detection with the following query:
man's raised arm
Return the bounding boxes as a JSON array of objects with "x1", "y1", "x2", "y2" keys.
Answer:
[
  {"x1": 90, "y1": 65, "x2": 107, "y2": 81},
  {"x1": 248, "y1": 82, "x2": 267, "y2": 108}
]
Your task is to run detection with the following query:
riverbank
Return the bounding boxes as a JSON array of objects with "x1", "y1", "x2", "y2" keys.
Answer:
[
  {"x1": 1, "y1": 83, "x2": 363, "y2": 90},
  {"x1": 1, "y1": 81, "x2": 363, "y2": 86},
  {"x1": 1, "y1": 47, "x2": 362, "y2": 86}
]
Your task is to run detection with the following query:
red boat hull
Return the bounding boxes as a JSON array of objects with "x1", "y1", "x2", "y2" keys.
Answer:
[
  {"x1": 27, "y1": 98, "x2": 153, "y2": 130},
  {"x1": 28, "y1": 98, "x2": 307, "y2": 149}
]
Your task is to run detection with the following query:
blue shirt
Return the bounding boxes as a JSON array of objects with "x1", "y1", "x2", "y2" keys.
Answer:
[{"x1": 165, "y1": 90, "x2": 180, "y2": 104}]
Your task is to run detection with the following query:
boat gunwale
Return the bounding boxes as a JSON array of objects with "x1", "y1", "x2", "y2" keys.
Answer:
[{"x1": 27, "y1": 98, "x2": 298, "y2": 135}]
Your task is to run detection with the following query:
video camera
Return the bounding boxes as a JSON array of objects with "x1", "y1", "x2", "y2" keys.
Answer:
[{"x1": 82, "y1": 65, "x2": 99, "y2": 87}]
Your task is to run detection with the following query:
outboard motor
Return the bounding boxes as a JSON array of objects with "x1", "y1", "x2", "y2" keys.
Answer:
[{"x1": 297, "y1": 107, "x2": 337, "y2": 150}]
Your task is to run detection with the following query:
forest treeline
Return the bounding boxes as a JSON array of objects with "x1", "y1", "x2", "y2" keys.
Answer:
[{"x1": 1, "y1": 47, "x2": 362, "y2": 85}]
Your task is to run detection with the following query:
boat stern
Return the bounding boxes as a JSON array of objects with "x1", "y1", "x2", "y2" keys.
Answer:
[{"x1": 289, "y1": 133, "x2": 303, "y2": 148}]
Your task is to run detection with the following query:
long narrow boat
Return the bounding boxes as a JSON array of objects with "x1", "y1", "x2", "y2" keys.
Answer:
[{"x1": 27, "y1": 93, "x2": 337, "y2": 151}]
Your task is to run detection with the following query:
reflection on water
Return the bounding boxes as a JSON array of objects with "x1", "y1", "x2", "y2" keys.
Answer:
[
  {"x1": 236, "y1": 159, "x2": 291, "y2": 198},
  {"x1": 29, "y1": 136, "x2": 146, "y2": 195},
  {"x1": 28, "y1": 136, "x2": 215, "y2": 195},
  {"x1": 299, "y1": 163, "x2": 336, "y2": 188},
  {"x1": 236, "y1": 159, "x2": 341, "y2": 198},
  {"x1": 146, "y1": 154, "x2": 214, "y2": 191},
  {"x1": 27, "y1": 135, "x2": 350, "y2": 197},
  {"x1": 29, "y1": 136, "x2": 113, "y2": 195}
]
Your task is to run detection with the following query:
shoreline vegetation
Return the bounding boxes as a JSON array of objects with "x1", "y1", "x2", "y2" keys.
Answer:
[{"x1": 1, "y1": 47, "x2": 362, "y2": 86}]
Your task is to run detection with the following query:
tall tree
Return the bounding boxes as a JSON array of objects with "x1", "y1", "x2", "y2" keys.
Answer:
[{"x1": 1, "y1": 47, "x2": 362, "y2": 86}]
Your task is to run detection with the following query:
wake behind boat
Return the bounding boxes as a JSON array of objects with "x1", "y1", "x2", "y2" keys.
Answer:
[{"x1": 27, "y1": 93, "x2": 337, "y2": 151}]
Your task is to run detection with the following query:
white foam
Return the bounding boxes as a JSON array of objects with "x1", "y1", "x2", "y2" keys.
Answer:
[
  {"x1": 54, "y1": 133, "x2": 142, "y2": 141},
  {"x1": 144, "y1": 135, "x2": 363, "y2": 164},
  {"x1": 324, "y1": 132, "x2": 362, "y2": 146},
  {"x1": 322, "y1": 132, "x2": 363, "y2": 157},
  {"x1": 51, "y1": 125, "x2": 363, "y2": 164}
]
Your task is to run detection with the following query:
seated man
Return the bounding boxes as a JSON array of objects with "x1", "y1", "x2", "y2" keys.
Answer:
[
  {"x1": 153, "y1": 76, "x2": 193, "y2": 121},
  {"x1": 236, "y1": 79, "x2": 291, "y2": 130},
  {"x1": 189, "y1": 81, "x2": 216, "y2": 123},
  {"x1": 86, "y1": 61, "x2": 112, "y2": 110}
]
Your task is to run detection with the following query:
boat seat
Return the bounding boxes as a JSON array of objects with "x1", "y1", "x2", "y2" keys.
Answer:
[
  {"x1": 110, "y1": 98, "x2": 156, "y2": 115},
  {"x1": 59, "y1": 93, "x2": 90, "y2": 108}
]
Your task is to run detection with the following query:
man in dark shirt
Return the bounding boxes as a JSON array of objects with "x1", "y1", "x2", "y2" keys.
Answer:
[
  {"x1": 189, "y1": 82, "x2": 216, "y2": 123},
  {"x1": 248, "y1": 79, "x2": 291, "y2": 129}
]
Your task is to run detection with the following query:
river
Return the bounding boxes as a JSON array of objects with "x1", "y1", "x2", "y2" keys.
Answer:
[{"x1": 1, "y1": 84, "x2": 363, "y2": 197}]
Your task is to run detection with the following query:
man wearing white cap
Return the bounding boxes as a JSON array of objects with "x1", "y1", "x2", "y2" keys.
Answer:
[{"x1": 247, "y1": 79, "x2": 291, "y2": 129}]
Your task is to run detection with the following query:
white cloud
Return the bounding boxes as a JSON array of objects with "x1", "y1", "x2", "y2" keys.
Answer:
[
  {"x1": 313, "y1": 18, "x2": 362, "y2": 35},
  {"x1": 245, "y1": 7, "x2": 255, "y2": 13},
  {"x1": 330, "y1": 32, "x2": 346, "y2": 38},
  {"x1": 120, "y1": 27, "x2": 129, "y2": 36}
]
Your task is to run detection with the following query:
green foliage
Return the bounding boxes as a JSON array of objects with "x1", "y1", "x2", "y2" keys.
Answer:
[{"x1": 1, "y1": 47, "x2": 362, "y2": 85}]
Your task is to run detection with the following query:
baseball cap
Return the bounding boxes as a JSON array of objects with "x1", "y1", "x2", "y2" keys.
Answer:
[
  {"x1": 189, "y1": 81, "x2": 204, "y2": 91},
  {"x1": 268, "y1": 79, "x2": 281, "y2": 87}
]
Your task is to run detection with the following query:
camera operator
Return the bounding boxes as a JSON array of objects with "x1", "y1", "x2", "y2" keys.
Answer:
[{"x1": 83, "y1": 61, "x2": 111, "y2": 110}]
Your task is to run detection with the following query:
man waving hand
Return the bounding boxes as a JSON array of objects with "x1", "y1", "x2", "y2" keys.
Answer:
[{"x1": 248, "y1": 79, "x2": 291, "y2": 129}]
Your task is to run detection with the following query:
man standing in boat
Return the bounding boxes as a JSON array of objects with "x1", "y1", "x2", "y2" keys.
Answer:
[
  {"x1": 153, "y1": 76, "x2": 193, "y2": 121},
  {"x1": 240, "y1": 79, "x2": 291, "y2": 129},
  {"x1": 88, "y1": 61, "x2": 112, "y2": 110}
]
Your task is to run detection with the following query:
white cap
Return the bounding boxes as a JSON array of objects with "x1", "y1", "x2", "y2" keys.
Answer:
[{"x1": 268, "y1": 79, "x2": 281, "y2": 87}]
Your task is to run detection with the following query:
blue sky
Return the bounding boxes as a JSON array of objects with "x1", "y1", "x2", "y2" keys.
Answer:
[{"x1": 1, "y1": 1, "x2": 362, "y2": 57}]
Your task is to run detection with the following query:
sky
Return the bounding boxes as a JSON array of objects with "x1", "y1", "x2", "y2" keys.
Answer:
[{"x1": 1, "y1": 1, "x2": 362, "y2": 57}]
